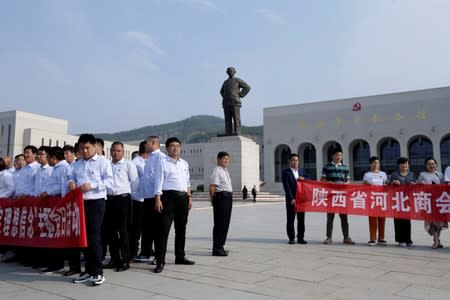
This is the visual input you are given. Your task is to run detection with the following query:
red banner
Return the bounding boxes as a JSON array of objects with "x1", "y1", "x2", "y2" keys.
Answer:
[
  {"x1": 0, "y1": 189, "x2": 87, "y2": 248},
  {"x1": 296, "y1": 180, "x2": 450, "y2": 222}
]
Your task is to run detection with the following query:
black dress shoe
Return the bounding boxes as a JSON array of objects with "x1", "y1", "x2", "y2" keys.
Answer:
[
  {"x1": 298, "y1": 239, "x2": 308, "y2": 244},
  {"x1": 64, "y1": 269, "x2": 81, "y2": 276},
  {"x1": 115, "y1": 262, "x2": 130, "y2": 272},
  {"x1": 212, "y1": 250, "x2": 228, "y2": 256},
  {"x1": 175, "y1": 257, "x2": 195, "y2": 265},
  {"x1": 154, "y1": 263, "x2": 164, "y2": 273},
  {"x1": 103, "y1": 261, "x2": 118, "y2": 269},
  {"x1": 288, "y1": 240, "x2": 295, "y2": 244}
]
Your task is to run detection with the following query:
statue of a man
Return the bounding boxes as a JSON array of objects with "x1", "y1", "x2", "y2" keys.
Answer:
[{"x1": 220, "y1": 67, "x2": 251, "y2": 135}]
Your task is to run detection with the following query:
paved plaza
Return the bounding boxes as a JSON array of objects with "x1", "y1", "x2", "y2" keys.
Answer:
[{"x1": 1, "y1": 199, "x2": 450, "y2": 299}]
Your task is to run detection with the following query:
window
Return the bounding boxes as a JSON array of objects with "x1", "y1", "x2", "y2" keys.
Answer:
[
  {"x1": 408, "y1": 136, "x2": 433, "y2": 176},
  {"x1": 440, "y1": 135, "x2": 450, "y2": 172},
  {"x1": 274, "y1": 144, "x2": 291, "y2": 182},
  {"x1": 351, "y1": 140, "x2": 370, "y2": 181},
  {"x1": 300, "y1": 143, "x2": 316, "y2": 180},
  {"x1": 379, "y1": 138, "x2": 400, "y2": 175}
]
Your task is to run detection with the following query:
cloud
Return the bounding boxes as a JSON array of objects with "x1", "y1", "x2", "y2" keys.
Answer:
[
  {"x1": 123, "y1": 31, "x2": 164, "y2": 71},
  {"x1": 256, "y1": 8, "x2": 286, "y2": 25},
  {"x1": 124, "y1": 31, "x2": 164, "y2": 56},
  {"x1": 175, "y1": 0, "x2": 217, "y2": 9},
  {"x1": 191, "y1": 0, "x2": 217, "y2": 9}
]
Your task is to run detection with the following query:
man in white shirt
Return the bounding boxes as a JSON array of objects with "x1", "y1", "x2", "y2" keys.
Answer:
[
  {"x1": 62, "y1": 145, "x2": 76, "y2": 197},
  {"x1": 129, "y1": 141, "x2": 148, "y2": 261},
  {"x1": 0, "y1": 157, "x2": 14, "y2": 198},
  {"x1": 35, "y1": 146, "x2": 53, "y2": 197},
  {"x1": 15, "y1": 145, "x2": 40, "y2": 198},
  {"x1": 13, "y1": 154, "x2": 26, "y2": 173},
  {"x1": 103, "y1": 142, "x2": 139, "y2": 272},
  {"x1": 40, "y1": 146, "x2": 69, "y2": 274},
  {"x1": 209, "y1": 151, "x2": 233, "y2": 257},
  {"x1": 153, "y1": 137, "x2": 194, "y2": 273},
  {"x1": 69, "y1": 134, "x2": 113, "y2": 286},
  {"x1": 138, "y1": 136, "x2": 166, "y2": 263}
]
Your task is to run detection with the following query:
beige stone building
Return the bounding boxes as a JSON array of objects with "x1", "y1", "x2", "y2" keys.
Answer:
[{"x1": 263, "y1": 87, "x2": 450, "y2": 191}]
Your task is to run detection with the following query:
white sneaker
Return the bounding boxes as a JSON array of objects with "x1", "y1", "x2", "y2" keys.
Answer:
[
  {"x1": 148, "y1": 256, "x2": 156, "y2": 265},
  {"x1": 41, "y1": 266, "x2": 65, "y2": 274},
  {"x1": 73, "y1": 272, "x2": 90, "y2": 283},
  {"x1": 0, "y1": 251, "x2": 15, "y2": 262},
  {"x1": 368, "y1": 240, "x2": 376, "y2": 247},
  {"x1": 91, "y1": 274, "x2": 105, "y2": 286},
  {"x1": 133, "y1": 255, "x2": 150, "y2": 262},
  {"x1": 398, "y1": 242, "x2": 407, "y2": 247}
]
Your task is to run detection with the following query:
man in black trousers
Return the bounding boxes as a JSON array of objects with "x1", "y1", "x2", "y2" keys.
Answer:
[
  {"x1": 209, "y1": 151, "x2": 233, "y2": 256},
  {"x1": 282, "y1": 153, "x2": 308, "y2": 245},
  {"x1": 153, "y1": 137, "x2": 195, "y2": 273}
]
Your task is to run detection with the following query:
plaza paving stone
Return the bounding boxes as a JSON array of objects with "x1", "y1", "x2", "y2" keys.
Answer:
[{"x1": 1, "y1": 200, "x2": 450, "y2": 299}]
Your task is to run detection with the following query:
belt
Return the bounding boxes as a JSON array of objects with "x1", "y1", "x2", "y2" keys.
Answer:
[
  {"x1": 107, "y1": 193, "x2": 130, "y2": 199},
  {"x1": 216, "y1": 191, "x2": 232, "y2": 195},
  {"x1": 163, "y1": 190, "x2": 187, "y2": 196},
  {"x1": 84, "y1": 197, "x2": 106, "y2": 201}
]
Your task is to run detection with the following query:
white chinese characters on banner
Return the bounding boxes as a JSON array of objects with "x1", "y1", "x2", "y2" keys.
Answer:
[
  {"x1": 331, "y1": 191, "x2": 347, "y2": 208},
  {"x1": 350, "y1": 191, "x2": 367, "y2": 209},
  {"x1": 312, "y1": 188, "x2": 328, "y2": 207},
  {"x1": 436, "y1": 192, "x2": 450, "y2": 213},
  {"x1": 0, "y1": 202, "x2": 81, "y2": 240},
  {"x1": 412, "y1": 192, "x2": 432, "y2": 214},
  {"x1": 370, "y1": 192, "x2": 388, "y2": 211},
  {"x1": 392, "y1": 192, "x2": 411, "y2": 212}
]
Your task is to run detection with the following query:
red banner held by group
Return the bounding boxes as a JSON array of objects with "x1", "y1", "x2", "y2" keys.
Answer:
[
  {"x1": 296, "y1": 180, "x2": 450, "y2": 222},
  {"x1": 0, "y1": 189, "x2": 87, "y2": 248}
]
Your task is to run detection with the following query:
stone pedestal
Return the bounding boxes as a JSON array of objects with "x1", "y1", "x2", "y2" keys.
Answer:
[{"x1": 203, "y1": 135, "x2": 260, "y2": 192}]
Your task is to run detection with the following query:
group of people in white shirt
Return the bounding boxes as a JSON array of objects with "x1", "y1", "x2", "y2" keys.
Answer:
[{"x1": 0, "y1": 134, "x2": 199, "y2": 286}]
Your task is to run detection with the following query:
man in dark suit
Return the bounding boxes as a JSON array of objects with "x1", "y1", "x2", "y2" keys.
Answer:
[{"x1": 282, "y1": 153, "x2": 308, "y2": 245}]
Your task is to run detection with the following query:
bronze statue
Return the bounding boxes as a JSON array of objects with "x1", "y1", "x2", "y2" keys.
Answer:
[{"x1": 220, "y1": 67, "x2": 251, "y2": 135}]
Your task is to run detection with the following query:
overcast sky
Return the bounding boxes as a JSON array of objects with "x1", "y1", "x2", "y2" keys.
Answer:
[{"x1": 1, "y1": 0, "x2": 450, "y2": 134}]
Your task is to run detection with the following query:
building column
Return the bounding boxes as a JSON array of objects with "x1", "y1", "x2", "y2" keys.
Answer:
[{"x1": 433, "y1": 137, "x2": 442, "y2": 172}]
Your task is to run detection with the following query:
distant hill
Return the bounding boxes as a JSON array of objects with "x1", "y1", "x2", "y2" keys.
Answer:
[{"x1": 95, "y1": 115, "x2": 263, "y2": 144}]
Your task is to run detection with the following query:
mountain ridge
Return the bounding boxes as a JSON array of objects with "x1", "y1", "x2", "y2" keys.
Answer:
[{"x1": 94, "y1": 115, "x2": 263, "y2": 144}]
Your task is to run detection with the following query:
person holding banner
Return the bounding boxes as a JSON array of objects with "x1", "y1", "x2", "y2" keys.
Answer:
[
  {"x1": 15, "y1": 145, "x2": 40, "y2": 198},
  {"x1": 363, "y1": 156, "x2": 388, "y2": 247},
  {"x1": 35, "y1": 146, "x2": 55, "y2": 198},
  {"x1": 282, "y1": 153, "x2": 308, "y2": 245},
  {"x1": 40, "y1": 146, "x2": 69, "y2": 273},
  {"x1": 389, "y1": 157, "x2": 416, "y2": 247},
  {"x1": 69, "y1": 134, "x2": 113, "y2": 286},
  {"x1": 0, "y1": 157, "x2": 14, "y2": 198},
  {"x1": 321, "y1": 148, "x2": 355, "y2": 245},
  {"x1": 445, "y1": 165, "x2": 450, "y2": 184},
  {"x1": 418, "y1": 157, "x2": 447, "y2": 249}
]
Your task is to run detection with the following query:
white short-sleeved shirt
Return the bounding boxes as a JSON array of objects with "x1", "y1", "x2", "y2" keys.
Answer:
[
  {"x1": 444, "y1": 166, "x2": 450, "y2": 183},
  {"x1": 209, "y1": 165, "x2": 232, "y2": 192},
  {"x1": 363, "y1": 171, "x2": 387, "y2": 186}
]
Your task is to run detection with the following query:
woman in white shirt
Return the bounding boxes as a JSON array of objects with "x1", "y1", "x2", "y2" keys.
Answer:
[
  {"x1": 363, "y1": 156, "x2": 388, "y2": 246},
  {"x1": 418, "y1": 157, "x2": 447, "y2": 249}
]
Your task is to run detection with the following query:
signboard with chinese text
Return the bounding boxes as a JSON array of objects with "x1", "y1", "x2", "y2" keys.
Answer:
[
  {"x1": 296, "y1": 180, "x2": 450, "y2": 222},
  {"x1": 0, "y1": 189, "x2": 87, "y2": 248}
]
